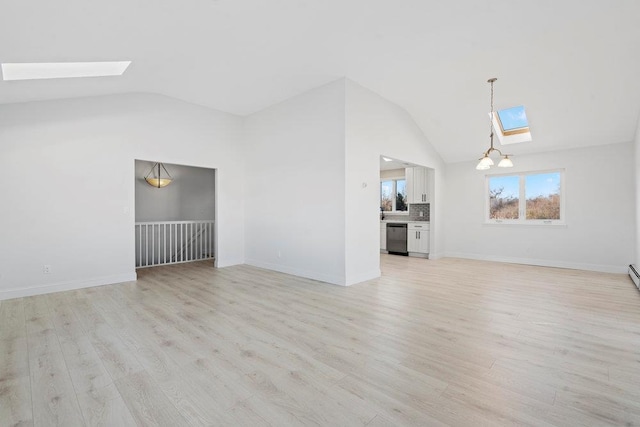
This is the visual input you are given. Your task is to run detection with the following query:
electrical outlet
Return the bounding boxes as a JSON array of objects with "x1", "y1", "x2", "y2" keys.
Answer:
[{"x1": 43, "y1": 265, "x2": 51, "y2": 274}]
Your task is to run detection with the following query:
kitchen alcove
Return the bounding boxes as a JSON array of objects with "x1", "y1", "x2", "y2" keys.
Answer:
[{"x1": 379, "y1": 155, "x2": 434, "y2": 258}]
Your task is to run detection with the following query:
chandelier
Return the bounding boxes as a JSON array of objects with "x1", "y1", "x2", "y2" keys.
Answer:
[
  {"x1": 476, "y1": 78, "x2": 513, "y2": 170},
  {"x1": 144, "y1": 162, "x2": 173, "y2": 188}
]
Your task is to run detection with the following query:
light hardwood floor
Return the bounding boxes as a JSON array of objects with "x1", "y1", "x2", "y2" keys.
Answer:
[{"x1": 2, "y1": 255, "x2": 640, "y2": 426}]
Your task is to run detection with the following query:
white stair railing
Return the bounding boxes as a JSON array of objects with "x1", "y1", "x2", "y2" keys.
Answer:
[
  {"x1": 135, "y1": 220, "x2": 214, "y2": 268},
  {"x1": 172, "y1": 223, "x2": 209, "y2": 263}
]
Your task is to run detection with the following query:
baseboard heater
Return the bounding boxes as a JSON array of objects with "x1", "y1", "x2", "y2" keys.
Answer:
[{"x1": 628, "y1": 264, "x2": 640, "y2": 291}]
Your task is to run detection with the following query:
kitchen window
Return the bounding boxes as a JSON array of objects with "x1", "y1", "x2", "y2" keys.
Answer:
[
  {"x1": 381, "y1": 179, "x2": 407, "y2": 212},
  {"x1": 486, "y1": 170, "x2": 564, "y2": 224}
]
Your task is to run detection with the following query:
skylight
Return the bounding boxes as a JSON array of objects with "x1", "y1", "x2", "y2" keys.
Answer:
[
  {"x1": 1, "y1": 61, "x2": 131, "y2": 81},
  {"x1": 496, "y1": 105, "x2": 529, "y2": 135},
  {"x1": 491, "y1": 105, "x2": 532, "y2": 145}
]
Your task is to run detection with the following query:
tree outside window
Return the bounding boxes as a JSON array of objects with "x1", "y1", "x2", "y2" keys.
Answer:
[
  {"x1": 487, "y1": 171, "x2": 563, "y2": 223},
  {"x1": 489, "y1": 175, "x2": 519, "y2": 219},
  {"x1": 525, "y1": 173, "x2": 561, "y2": 220},
  {"x1": 381, "y1": 179, "x2": 407, "y2": 212}
]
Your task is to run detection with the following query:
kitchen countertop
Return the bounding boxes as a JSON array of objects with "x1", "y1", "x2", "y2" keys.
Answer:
[{"x1": 381, "y1": 219, "x2": 429, "y2": 224}]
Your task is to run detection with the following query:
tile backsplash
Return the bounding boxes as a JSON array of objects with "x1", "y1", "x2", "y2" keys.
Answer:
[
  {"x1": 409, "y1": 203, "x2": 430, "y2": 221},
  {"x1": 382, "y1": 203, "x2": 430, "y2": 221}
]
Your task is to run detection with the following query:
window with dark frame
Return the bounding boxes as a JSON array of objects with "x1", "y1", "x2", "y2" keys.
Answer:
[{"x1": 381, "y1": 179, "x2": 407, "y2": 212}]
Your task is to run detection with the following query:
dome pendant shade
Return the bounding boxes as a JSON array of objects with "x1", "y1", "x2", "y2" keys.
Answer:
[
  {"x1": 145, "y1": 177, "x2": 172, "y2": 188},
  {"x1": 144, "y1": 162, "x2": 173, "y2": 188},
  {"x1": 476, "y1": 155, "x2": 493, "y2": 170},
  {"x1": 498, "y1": 156, "x2": 514, "y2": 168}
]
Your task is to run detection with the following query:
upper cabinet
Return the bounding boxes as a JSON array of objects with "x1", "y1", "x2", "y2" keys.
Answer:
[{"x1": 406, "y1": 167, "x2": 430, "y2": 203}]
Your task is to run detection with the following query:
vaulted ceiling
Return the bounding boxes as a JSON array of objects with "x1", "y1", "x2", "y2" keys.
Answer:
[{"x1": 2, "y1": 0, "x2": 639, "y2": 162}]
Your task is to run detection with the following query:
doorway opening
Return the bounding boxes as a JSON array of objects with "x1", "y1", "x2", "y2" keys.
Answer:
[
  {"x1": 134, "y1": 160, "x2": 216, "y2": 268},
  {"x1": 379, "y1": 155, "x2": 434, "y2": 258}
]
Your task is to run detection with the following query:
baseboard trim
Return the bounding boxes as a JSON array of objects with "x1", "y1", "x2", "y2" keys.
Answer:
[
  {"x1": 443, "y1": 252, "x2": 628, "y2": 274},
  {"x1": 245, "y1": 259, "x2": 346, "y2": 286},
  {"x1": 345, "y1": 269, "x2": 381, "y2": 286},
  {"x1": 0, "y1": 272, "x2": 138, "y2": 301},
  {"x1": 216, "y1": 257, "x2": 244, "y2": 268},
  {"x1": 629, "y1": 264, "x2": 640, "y2": 290}
]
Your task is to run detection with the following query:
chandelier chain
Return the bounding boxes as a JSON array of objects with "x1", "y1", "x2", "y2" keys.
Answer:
[
  {"x1": 488, "y1": 77, "x2": 496, "y2": 151},
  {"x1": 490, "y1": 79, "x2": 493, "y2": 136},
  {"x1": 476, "y1": 77, "x2": 514, "y2": 170}
]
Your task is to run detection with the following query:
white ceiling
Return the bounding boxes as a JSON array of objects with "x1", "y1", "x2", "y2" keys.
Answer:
[
  {"x1": 2, "y1": 0, "x2": 639, "y2": 163},
  {"x1": 380, "y1": 156, "x2": 421, "y2": 171}
]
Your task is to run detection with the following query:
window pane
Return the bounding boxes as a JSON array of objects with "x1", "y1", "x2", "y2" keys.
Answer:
[
  {"x1": 381, "y1": 180, "x2": 393, "y2": 212},
  {"x1": 396, "y1": 179, "x2": 407, "y2": 211},
  {"x1": 489, "y1": 175, "x2": 519, "y2": 219},
  {"x1": 526, "y1": 172, "x2": 561, "y2": 220},
  {"x1": 497, "y1": 106, "x2": 529, "y2": 131}
]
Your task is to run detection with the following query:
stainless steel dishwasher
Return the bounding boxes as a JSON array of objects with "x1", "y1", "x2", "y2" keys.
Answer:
[{"x1": 386, "y1": 223, "x2": 408, "y2": 255}]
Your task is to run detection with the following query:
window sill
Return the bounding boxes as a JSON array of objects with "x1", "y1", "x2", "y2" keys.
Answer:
[{"x1": 484, "y1": 221, "x2": 567, "y2": 228}]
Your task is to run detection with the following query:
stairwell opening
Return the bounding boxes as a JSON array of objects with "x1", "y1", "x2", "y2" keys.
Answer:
[{"x1": 134, "y1": 160, "x2": 216, "y2": 268}]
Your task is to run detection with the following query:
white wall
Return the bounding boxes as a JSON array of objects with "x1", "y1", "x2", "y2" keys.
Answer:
[
  {"x1": 0, "y1": 80, "x2": 448, "y2": 297},
  {"x1": 380, "y1": 168, "x2": 405, "y2": 179},
  {"x1": 635, "y1": 118, "x2": 640, "y2": 267},
  {"x1": 345, "y1": 79, "x2": 447, "y2": 285},
  {"x1": 243, "y1": 79, "x2": 447, "y2": 286},
  {"x1": 135, "y1": 161, "x2": 215, "y2": 222},
  {"x1": 445, "y1": 142, "x2": 635, "y2": 273},
  {"x1": 7, "y1": 79, "x2": 629, "y2": 300},
  {"x1": 0, "y1": 93, "x2": 244, "y2": 299},
  {"x1": 243, "y1": 80, "x2": 347, "y2": 285}
]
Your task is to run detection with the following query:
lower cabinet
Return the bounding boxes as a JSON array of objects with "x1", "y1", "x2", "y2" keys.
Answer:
[
  {"x1": 380, "y1": 223, "x2": 387, "y2": 251},
  {"x1": 408, "y1": 223, "x2": 429, "y2": 256}
]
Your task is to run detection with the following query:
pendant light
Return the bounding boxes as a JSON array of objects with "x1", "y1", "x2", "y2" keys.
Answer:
[
  {"x1": 476, "y1": 78, "x2": 514, "y2": 170},
  {"x1": 144, "y1": 162, "x2": 173, "y2": 188}
]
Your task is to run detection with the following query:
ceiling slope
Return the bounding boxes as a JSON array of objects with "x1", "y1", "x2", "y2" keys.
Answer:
[{"x1": 1, "y1": 0, "x2": 639, "y2": 162}]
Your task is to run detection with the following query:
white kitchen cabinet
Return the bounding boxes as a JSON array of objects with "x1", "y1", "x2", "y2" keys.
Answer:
[
  {"x1": 408, "y1": 223, "x2": 429, "y2": 256},
  {"x1": 405, "y1": 167, "x2": 415, "y2": 202},
  {"x1": 380, "y1": 223, "x2": 387, "y2": 251},
  {"x1": 406, "y1": 167, "x2": 429, "y2": 203}
]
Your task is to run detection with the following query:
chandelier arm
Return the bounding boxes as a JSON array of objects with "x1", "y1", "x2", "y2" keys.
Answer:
[
  {"x1": 160, "y1": 163, "x2": 172, "y2": 179},
  {"x1": 143, "y1": 162, "x2": 173, "y2": 180},
  {"x1": 144, "y1": 162, "x2": 159, "y2": 179}
]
